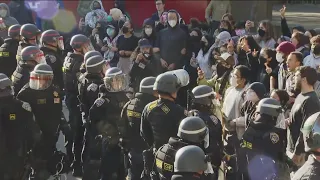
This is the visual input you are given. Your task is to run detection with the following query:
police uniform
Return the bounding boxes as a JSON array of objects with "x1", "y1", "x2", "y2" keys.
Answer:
[
  {"x1": 16, "y1": 41, "x2": 31, "y2": 62},
  {"x1": 121, "y1": 92, "x2": 157, "y2": 180},
  {"x1": 0, "y1": 38, "x2": 19, "y2": 77},
  {"x1": 12, "y1": 62, "x2": 32, "y2": 95},
  {"x1": 42, "y1": 47, "x2": 64, "y2": 91},
  {"x1": 88, "y1": 91, "x2": 129, "y2": 179},
  {"x1": 141, "y1": 99, "x2": 187, "y2": 149}
]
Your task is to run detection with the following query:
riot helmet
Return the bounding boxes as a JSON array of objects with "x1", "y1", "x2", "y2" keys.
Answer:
[
  {"x1": 20, "y1": 24, "x2": 41, "y2": 45},
  {"x1": 86, "y1": 55, "x2": 107, "y2": 74},
  {"x1": 104, "y1": 67, "x2": 128, "y2": 92},
  {"x1": 84, "y1": 50, "x2": 102, "y2": 62},
  {"x1": 139, "y1": 77, "x2": 156, "y2": 95},
  {"x1": 192, "y1": 85, "x2": 215, "y2": 106},
  {"x1": 256, "y1": 98, "x2": 282, "y2": 118},
  {"x1": 40, "y1": 29, "x2": 64, "y2": 50},
  {"x1": 174, "y1": 145, "x2": 207, "y2": 173},
  {"x1": 70, "y1": 34, "x2": 94, "y2": 54},
  {"x1": 301, "y1": 112, "x2": 320, "y2": 153},
  {"x1": 29, "y1": 64, "x2": 54, "y2": 90},
  {"x1": 0, "y1": 73, "x2": 13, "y2": 98},
  {"x1": 21, "y1": 46, "x2": 47, "y2": 64},
  {"x1": 8, "y1": 24, "x2": 21, "y2": 39},
  {"x1": 163, "y1": 69, "x2": 189, "y2": 87},
  {"x1": 177, "y1": 117, "x2": 208, "y2": 145},
  {"x1": 153, "y1": 73, "x2": 179, "y2": 94}
]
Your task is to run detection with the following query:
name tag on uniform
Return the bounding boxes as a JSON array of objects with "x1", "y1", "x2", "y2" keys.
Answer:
[
  {"x1": 54, "y1": 98, "x2": 60, "y2": 104},
  {"x1": 138, "y1": 63, "x2": 146, "y2": 69},
  {"x1": 37, "y1": 99, "x2": 46, "y2": 104}
]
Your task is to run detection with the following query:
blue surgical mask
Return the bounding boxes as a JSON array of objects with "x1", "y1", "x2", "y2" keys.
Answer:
[{"x1": 107, "y1": 28, "x2": 115, "y2": 37}]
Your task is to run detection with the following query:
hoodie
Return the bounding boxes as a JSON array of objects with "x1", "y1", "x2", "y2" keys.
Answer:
[
  {"x1": 8, "y1": 0, "x2": 34, "y2": 25},
  {"x1": 77, "y1": 0, "x2": 105, "y2": 18},
  {"x1": 84, "y1": 0, "x2": 108, "y2": 29},
  {"x1": 0, "y1": 3, "x2": 19, "y2": 39}
]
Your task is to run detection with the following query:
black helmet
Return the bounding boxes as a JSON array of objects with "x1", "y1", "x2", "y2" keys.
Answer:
[
  {"x1": 70, "y1": 34, "x2": 94, "y2": 53},
  {"x1": 29, "y1": 64, "x2": 54, "y2": 90},
  {"x1": 86, "y1": 55, "x2": 106, "y2": 74},
  {"x1": 174, "y1": 145, "x2": 207, "y2": 173},
  {"x1": 256, "y1": 98, "x2": 282, "y2": 118},
  {"x1": 153, "y1": 73, "x2": 179, "y2": 94},
  {"x1": 20, "y1": 23, "x2": 41, "y2": 39},
  {"x1": 139, "y1": 77, "x2": 156, "y2": 95},
  {"x1": 104, "y1": 67, "x2": 128, "y2": 92},
  {"x1": 0, "y1": 73, "x2": 13, "y2": 98},
  {"x1": 192, "y1": 85, "x2": 215, "y2": 105},
  {"x1": 21, "y1": 46, "x2": 46, "y2": 64},
  {"x1": 8, "y1": 24, "x2": 21, "y2": 38},
  {"x1": 84, "y1": 50, "x2": 102, "y2": 62},
  {"x1": 40, "y1": 29, "x2": 64, "y2": 50},
  {"x1": 301, "y1": 112, "x2": 320, "y2": 152},
  {"x1": 177, "y1": 116, "x2": 208, "y2": 143}
]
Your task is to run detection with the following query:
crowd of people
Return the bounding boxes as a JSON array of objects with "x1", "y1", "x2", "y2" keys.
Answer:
[{"x1": 1, "y1": 0, "x2": 320, "y2": 180}]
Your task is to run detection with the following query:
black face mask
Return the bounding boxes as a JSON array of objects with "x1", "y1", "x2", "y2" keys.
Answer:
[
  {"x1": 200, "y1": 41, "x2": 207, "y2": 49},
  {"x1": 312, "y1": 44, "x2": 320, "y2": 55},
  {"x1": 259, "y1": 56, "x2": 267, "y2": 65},
  {"x1": 258, "y1": 28, "x2": 266, "y2": 37},
  {"x1": 122, "y1": 26, "x2": 129, "y2": 34},
  {"x1": 216, "y1": 63, "x2": 229, "y2": 77},
  {"x1": 189, "y1": 36, "x2": 200, "y2": 42}
]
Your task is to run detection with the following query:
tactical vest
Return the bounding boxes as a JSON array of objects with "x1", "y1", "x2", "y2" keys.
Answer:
[
  {"x1": 63, "y1": 55, "x2": 80, "y2": 92},
  {"x1": 155, "y1": 138, "x2": 188, "y2": 180}
]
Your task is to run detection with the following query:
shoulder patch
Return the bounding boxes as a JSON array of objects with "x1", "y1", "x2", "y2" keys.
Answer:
[
  {"x1": 148, "y1": 101, "x2": 157, "y2": 111},
  {"x1": 95, "y1": 98, "x2": 105, "y2": 107},
  {"x1": 22, "y1": 102, "x2": 32, "y2": 112},
  {"x1": 161, "y1": 104, "x2": 170, "y2": 114},
  {"x1": 87, "y1": 83, "x2": 98, "y2": 92},
  {"x1": 270, "y1": 132, "x2": 279, "y2": 144},
  {"x1": 47, "y1": 55, "x2": 57, "y2": 63},
  {"x1": 210, "y1": 115, "x2": 219, "y2": 125}
]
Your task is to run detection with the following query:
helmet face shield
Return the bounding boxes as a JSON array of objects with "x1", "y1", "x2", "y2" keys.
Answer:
[
  {"x1": 35, "y1": 51, "x2": 47, "y2": 64},
  {"x1": 57, "y1": 36, "x2": 64, "y2": 50},
  {"x1": 29, "y1": 72, "x2": 53, "y2": 90},
  {"x1": 203, "y1": 128, "x2": 209, "y2": 148},
  {"x1": 83, "y1": 42, "x2": 95, "y2": 53},
  {"x1": 103, "y1": 73, "x2": 128, "y2": 92}
]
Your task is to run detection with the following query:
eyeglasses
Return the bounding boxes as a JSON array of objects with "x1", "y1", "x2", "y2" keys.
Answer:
[{"x1": 156, "y1": 2, "x2": 162, "y2": 5}]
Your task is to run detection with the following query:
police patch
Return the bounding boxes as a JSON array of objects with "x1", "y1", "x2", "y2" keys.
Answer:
[
  {"x1": 148, "y1": 101, "x2": 157, "y2": 111},
  {"x1": 95, "y1": 98, "x2": 105, "y2": 107},
  {"x1": 270, "y1": 132, "x2": 279, "y2": 144},
  {"x1": 22, "y1": 102, "x2": 32, "y2": 112},
  {"x1": 210, "y1": 115, "x2": 219, "y2": 125},
  {"x1": 9, "y1": 114, "x2": 16, "y2": 120},
  {"x1": 161, "y1": 105, "x2": 170, "y2": 114},
  {"x1": 53, "y1": 91, "x2": 59, "y2": 97},
  {"x1": 87, "y1": 83, "x2": 98, "y2": 92},
  {"x1": 48, "y1": 55, "x2": 56, "y2": 63}
]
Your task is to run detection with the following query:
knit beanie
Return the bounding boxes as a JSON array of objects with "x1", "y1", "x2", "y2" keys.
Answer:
[
  {"x1": 276, "y1": 41, "x2": 295, "y2": 56},
  {"x1": 248, "y1": 82, "x2": 266, "y2": 99}
]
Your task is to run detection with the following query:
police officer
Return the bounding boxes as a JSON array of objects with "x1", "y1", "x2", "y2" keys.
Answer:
[
  {"x1": 292, "y1": 111, "x2": 320, "y2": 180},
  {"x1": 88, "y1": 67, "x2": 129, "y2": 180},
  {"x1": 0, "y1": 24, "x2": 21, "y2": 77},
  {"x1": 63, "y1": 34, "x2": 94, "y2": 176},
  {"x1": 80, "y1": 50, "x2": 103, "y2": 75},
  {"x1": 121, "y1": 76, "x2": 157, "y2": 180},
  {"x1": 0, "y1": 73, "x2": 41, "y2": 179},
  {"x1": 40, "y1": 29, "x2": 65, "y2": 91},
  {"x1": 16, "y1": 24, "x2": 41, "y2": 61},
  {"x1": 190, "y1": 85, "x2": 223, "y2": 178},
  {"x1": 140, "y1": 72, "x2": 188, "y2": 150},
  {"x1": 239, "y1": 98, "x2": 288, "y2": 180},
  {"x1": 155, "y1": 116, "x2": 208, "y2": 180},
  {"x1": 16, "y1": 64, "x2": 71, "y2": 179},
  {"x1": 12, "y1": 46, "x2": 47, "y2": 95},
  {"x1": 80, "y1": 55, "x2": 108, "y2": 179},
  {"x1": 171, "y1": 145, "x2": 208, "y2": 180}
]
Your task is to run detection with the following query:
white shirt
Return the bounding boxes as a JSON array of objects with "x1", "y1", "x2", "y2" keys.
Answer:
[{"x1": 303, "y1": 54, "x2": 320, "y2": 70}]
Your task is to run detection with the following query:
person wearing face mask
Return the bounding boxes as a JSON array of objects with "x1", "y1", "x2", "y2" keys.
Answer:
[
  {"x1": 304, "y1": 35, "x2": 320, "y2": 71},
  {"x1": 40, "y1": 29, "x2": 65, "y2": 92},
  {"x1": 129, "y1": 39, "x2": 161, "y2": 94},
  {"x1": 0, "y1": 24, "x2": 21, "y2": 78},
  {"x1": 221, "y1": 65, "x2": 250, "y2": 179},
  {"x1": 273, "y1": 41, "x2": 295, "y2": 90},
  {"x1": 253, "y1": 20, "x2": 276, "y2": 49},
  {"x1": 238, "y1": 98, "x2": 289, "y2": 180},
  {"x1": 84, "y1": 0, "x2": 108, "y2": 36},
  {"x1": 16, "y1": 24, "x2": 42, "y2": 62},
  {"x1": 16, "y1": 64, "x2": 71, "y2": 179},
  {"x1": 270, "y1": 89, "x2": 290, "y2": 130},
  {"x1": 63, "y1": 34, "x2": 94, "y2": 177},
  {"x1": 77, "y1": 0, "x2": 104, "y2": 18},
  {"x1": 142, "y1": 18, "x2": 157, "y2": 48},
  {"x1": 0, "y1": 73, "x2": 41, "y2": 180},
  {"x1": 191, "y1": 35, "x2": 214, "y2": 80},
  {"x1": 287, "y1": 66, "x2": 320, "y2": 168},
  {"x1": 154, "y1": 10, "x2": 187, "y2": 71},
  {"x1": 0, "y1": 3, "x2": 18, "y2": 39},
  {"x1": 101, "y1": 23, "x2": 120, "y2": 67},
  {"x1": 12, "y1": 46, "x2": 47, "y2": 96}
]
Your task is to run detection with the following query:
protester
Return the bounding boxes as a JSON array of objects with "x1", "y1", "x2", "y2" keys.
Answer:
[
  {"x1": 291, "y1": 32, "x2": 310, "y2": 57},
  {"x1": 303, "y1": 35, "x2": 320, "y2": 70},
  {"x1": 8, "y1": 0, "x2": 34, "y2": 25},
  {"x1": 0, "y1": 3, "x2": 18, "y2": 39},
  {"x1": 151, "y1": 0, "x2": 166, "y2": 23},
  {"x1": 141, "y1": 18, "x2": 157, "y2": 48}
]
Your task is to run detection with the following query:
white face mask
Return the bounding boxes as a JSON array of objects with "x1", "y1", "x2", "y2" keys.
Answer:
[
  {"x1": 229, "y1": 76, "x2": 238, "y2": 87},
  {"x1": 145, "y1": 28, "x2": 152, "y2": 36},
  {"x1": 276, "y1": 52, "x2": 284, "y2": 63},
  {"x1": 168, "y1": 20, "x2": 177, "y2": 27},
  {"x1": 245, "y1": 91, "x2": 259, "y2": 102},
  {"x1": 0, "y1": 10, "x2": 7, "y2": 18}
]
